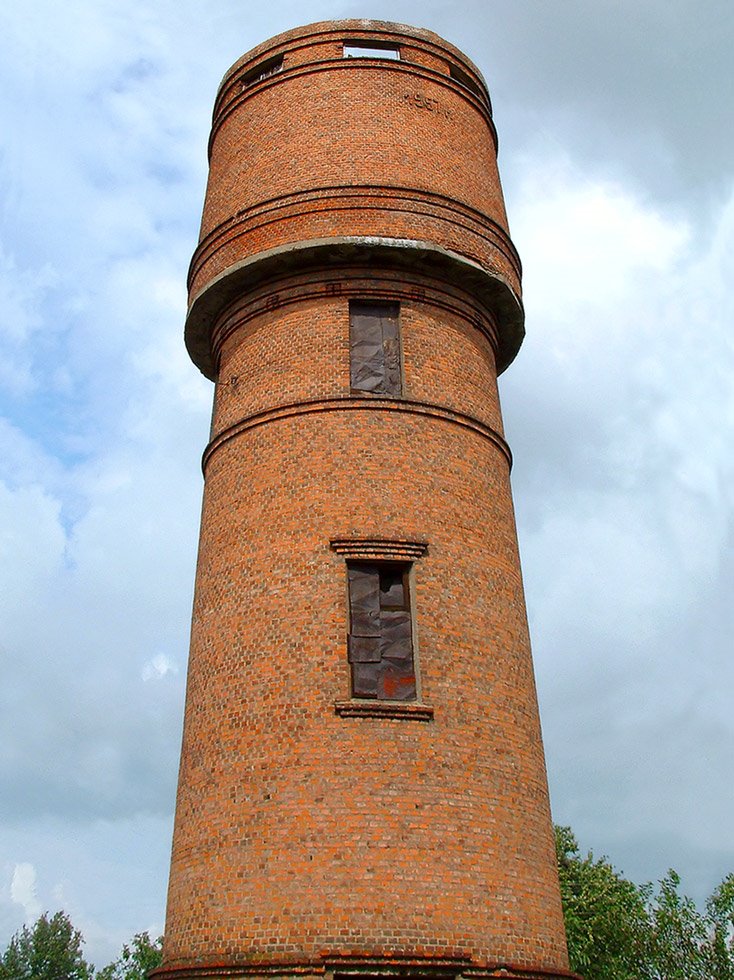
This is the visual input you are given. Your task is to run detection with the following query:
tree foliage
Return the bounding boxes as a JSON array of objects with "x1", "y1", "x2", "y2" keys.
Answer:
[
  {"x1": 650, "y1": 869, "x2": 712, "y2": 979},
  {"x1": 0, "y1": 916, "x2": 161, "y2": 980},
  {"x1": 0, "y1": 911, "x2": 94, "y2": 980},
  {"x1": 556, "y1": 826, "x2": 734, "y2": 980},
  {"x1": 2, "y1": 848, "x2": 733, "y2": 980},
  {"x1": 707, "y1": 874, "x2": 734, "y2": 980},
  {"x1": 555, "y1": 825, "x2": 651, "y2": 979},
  {"x1": 97, "y1": 932, "x2": 162, "y2": 980}
]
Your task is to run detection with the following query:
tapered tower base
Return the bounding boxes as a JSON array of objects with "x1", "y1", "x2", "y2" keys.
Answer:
[{"x1": 155, "y1": 955, "x2": 580, "y2": 980}]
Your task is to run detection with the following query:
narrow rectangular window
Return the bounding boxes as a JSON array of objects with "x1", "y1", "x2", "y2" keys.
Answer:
[
  {"x1": 347, "y1": 562, "x2": 416, "y2": 701},
  {"x1": 349, "y1": 301, "x2": 401, "y2": 396},
  {"x1": 449, "y1": 62, "x2": 485, "y2": 102},
  {"x1": 242, "y1": 56, "x2": 283, "y2": 88},
  {"x1": 343, "y1": 43, "x2": 400, "y2": 60}
]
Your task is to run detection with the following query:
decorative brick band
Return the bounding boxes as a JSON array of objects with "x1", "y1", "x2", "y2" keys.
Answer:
[
  {"x1": 328, "y1": 954, "x2": 581, "y2": 980},
  {"x1": 210, "y1": 59, "x2": 496, "y2": 156},
  {"x1": 202, "y1": 397, "x2": 513, "y2": 474},
  {"x1": 218, "y1": 21, "x2": 490, "y2": 104},
  {"x1": 188, "y1": 184, "x2": 521, "y2": 294},
  {"x1": 209, "y1": 263, "x2": 502, "y2": 377},
  {"x1": 212, "y1": 19, "x2": 495, "y2": 144},
  {"x1": 330, "y1": 538, "x2": 429, "y2": 561},
  {"x1": 465, "y1": 970, "x2": 582, "y2": 980},
  {"x1": 151, "y1": 967, "x2": 321, "y2": 980},
  {"x1": 325, "y1": 952, "x2": 471, "y2": 974}
]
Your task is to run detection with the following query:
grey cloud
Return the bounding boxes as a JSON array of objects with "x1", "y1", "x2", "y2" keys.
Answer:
[{"x1": 341, "y1": 0, "x2": 733, "y2": 203}]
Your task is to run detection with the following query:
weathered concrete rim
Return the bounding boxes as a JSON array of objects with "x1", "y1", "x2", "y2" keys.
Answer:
[
  {"x1": 185, "y1": 237, "x2": 525, "y2": 380},
  {"x1": 217, "y1": 20, "x2": 490, "y2": 100}
]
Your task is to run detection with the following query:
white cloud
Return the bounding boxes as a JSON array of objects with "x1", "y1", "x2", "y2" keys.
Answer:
[
  {"x1": 0, "y1": 481, "x2": 66, "y2": 604},
  {"x1": 512, "y1": 153, "x2": 689, "y2": 323},
  {"x1": 0, "y1": 247, "x2": 59, "y2": 397},
  {"x1": 142, "y1": 653, "x2": 179, "y2": 682},
  {"x1": 501, "y1": 155, "x2": 734, "y2": 895},
  {"x1": 10, "y1": 864, "x2": 41, "y2": 922}
]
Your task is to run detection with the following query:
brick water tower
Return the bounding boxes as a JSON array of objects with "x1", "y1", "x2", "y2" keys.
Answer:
[{"x1": 158, "y1": 20, "x2": 576, "y2": 980}]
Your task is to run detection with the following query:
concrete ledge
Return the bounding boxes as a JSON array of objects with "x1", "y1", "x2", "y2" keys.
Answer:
[{"x1": 184, "y1": 237, "x2": 525, "y2": 380}]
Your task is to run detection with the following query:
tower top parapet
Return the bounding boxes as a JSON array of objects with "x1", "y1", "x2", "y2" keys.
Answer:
[
  {"x1": 217, "y1": 20, "x2": 491, "y2": 108},
  {"x1": 185, "y1": 19, "x2": 523, "y2": 381}
]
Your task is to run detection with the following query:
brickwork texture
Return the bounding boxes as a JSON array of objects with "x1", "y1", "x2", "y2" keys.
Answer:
[{"x1": 157, "y1": 20, "x2": 577, "y2": 980}]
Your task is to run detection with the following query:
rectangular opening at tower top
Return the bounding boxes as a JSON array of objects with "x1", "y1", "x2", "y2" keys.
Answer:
[
  {"x1": 449, "y1": 62, "x2": 485, "y2": 102},
  {"x1": 343, "y1": 42, "x2": 400, "y2": 59},
  {"x1": 241, "y1": 55, "x2": 283, "y2": 87}
]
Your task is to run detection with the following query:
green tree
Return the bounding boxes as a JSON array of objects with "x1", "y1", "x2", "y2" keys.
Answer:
[
  {"x1": 707, "y1": 873, "x2": 734, "y2": 980},
  {"x1": 0, "y1": 911, "x2": 94, "y2": 980},
  {"x1": 648, "y1": 869, "x2": 712, "y2": 979},
  {"x1": 555, "y1": 826, "x2": 653, "y2": 980},
  {"x1": 97, "y1": 932, "x2": 162, "y2": 980},
  {"x1": 555, "y1": 827, "x2": 734, "y2": 980}
]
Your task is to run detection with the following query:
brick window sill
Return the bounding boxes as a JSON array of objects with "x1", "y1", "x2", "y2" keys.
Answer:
[{"x1": 334, "y1": 700, "x2": 434, "y2": 721}]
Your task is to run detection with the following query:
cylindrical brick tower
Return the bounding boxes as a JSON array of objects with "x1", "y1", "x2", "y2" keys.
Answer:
[{"x1": 159, "y1": 20, "x2": 576, "y2": 980}]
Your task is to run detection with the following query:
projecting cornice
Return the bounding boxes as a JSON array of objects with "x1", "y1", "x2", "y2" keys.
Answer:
[{"x1": 184, "y1": 236, "x2": 525, "y2": 381}]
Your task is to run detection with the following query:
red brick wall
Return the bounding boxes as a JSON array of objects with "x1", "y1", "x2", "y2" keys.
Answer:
[
  {"x1": 188, "y1": 22, "x2": 520, "y2": 306},
  {"x1": 160, "y1": 20, "x2": 575, "y2": 980}
]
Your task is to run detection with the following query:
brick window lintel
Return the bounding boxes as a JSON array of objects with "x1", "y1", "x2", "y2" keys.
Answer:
[
  {"x1": 334, "y1": 699, "x2": 434, "y2": 721},
  {"x1": 330, "y1": 538, "x2": 428, "y2": 562}
]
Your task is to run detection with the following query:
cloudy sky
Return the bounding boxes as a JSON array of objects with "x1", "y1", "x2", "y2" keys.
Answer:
[{"x1": 1, "y1": 0, "x2": 732, "y2": 966}]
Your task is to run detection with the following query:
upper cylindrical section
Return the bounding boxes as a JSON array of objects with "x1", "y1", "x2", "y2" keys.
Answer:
[{"x1": 186, "y1": 20, "x2": 523, "y2": 380}]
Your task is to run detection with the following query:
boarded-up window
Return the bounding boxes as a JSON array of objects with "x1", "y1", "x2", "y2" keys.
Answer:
[
  {"x1": 349, "y1": 301, "x2": 401, "y2": 396},
  {"x1": 347, "y1": 562, "x2": 416, "y2": 701}
]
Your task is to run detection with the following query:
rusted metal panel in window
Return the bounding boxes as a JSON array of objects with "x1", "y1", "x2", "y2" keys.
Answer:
[
  {"x1": 346, "y1": 560, "x2": 416, "y2": 701},
  {"x1": 350, "y1": 302, "x2": 401, "y2": 396},
  {"x1": 381, "y1": 313, "x2": 401, "y2": 396},
  {"x1": 348, "y1": 564, "x2": 380, "y2": 635},
  {"x1": 381, "y1": 662, "x2": 416, "y2": 701},
  {"x1": 379, "y1": 610, "x2": 412, "y2": 661},
  {"x1": 352, "y1": 659, "x2": 415, "y2": 701},
  {"x1": 379, "y1": 567, "x2": 406, "y2": 608},
  {"x1": 351, "y1": 662, "x2": 381, "y2": 699},
  {"x1": 350, "y1": 311, "x2": 384, "y2": 392},
  {"x1": 348, "y1": 635, "x2": 381, "y2": 663}
]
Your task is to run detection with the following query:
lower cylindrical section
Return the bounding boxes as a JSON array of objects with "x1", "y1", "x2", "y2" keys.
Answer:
[{"x1": 161, "y1": 267, "x2": 571, "y2": 979}]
